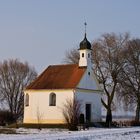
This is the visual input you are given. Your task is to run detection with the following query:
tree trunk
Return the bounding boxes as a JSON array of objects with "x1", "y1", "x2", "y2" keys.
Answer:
[
  {"x1": 106, "y1": 108, "x2": 112, "y2": 127},
  {"x1": 135, "y1": 102, "x2": 140, "y2": 122}
]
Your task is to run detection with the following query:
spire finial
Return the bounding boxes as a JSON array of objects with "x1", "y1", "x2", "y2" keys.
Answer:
[{"x1": 84, "y1": 22, "x2": 87, "y2": 37}]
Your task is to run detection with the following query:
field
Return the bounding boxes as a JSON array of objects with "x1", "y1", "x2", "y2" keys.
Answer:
[{"x1": 0, "y1": 127, "x2": 140, "y2": 140}]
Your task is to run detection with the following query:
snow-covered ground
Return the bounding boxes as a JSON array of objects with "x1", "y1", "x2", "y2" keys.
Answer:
[{"x1": 0, "y1": 127, "x2": 140, "y2": 140}]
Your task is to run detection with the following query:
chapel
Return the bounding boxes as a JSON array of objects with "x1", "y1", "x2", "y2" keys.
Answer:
[{"x1": 23, "y1": 27, "x2": 102, "y2": 124}]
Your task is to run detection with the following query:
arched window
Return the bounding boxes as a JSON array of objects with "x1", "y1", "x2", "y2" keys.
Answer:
[
  {"x1": 49, "y1": 93, "x2": 56, "y2": 106},
  {"x1": 25, "y1": 93, "x2": 29, "y2": 106}
]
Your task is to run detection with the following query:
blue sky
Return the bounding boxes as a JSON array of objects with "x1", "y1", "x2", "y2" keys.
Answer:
[{"x1": 0, "y1": 0, "x2": 140, "y2": 73}]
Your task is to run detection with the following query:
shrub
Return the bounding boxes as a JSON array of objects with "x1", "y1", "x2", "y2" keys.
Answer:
[
  {"x1": 62, "y1": 98, "x2": 82, "y2": 131},
  {"x1": 0, "y1": 110, "x2": 14, "y2": 125}
]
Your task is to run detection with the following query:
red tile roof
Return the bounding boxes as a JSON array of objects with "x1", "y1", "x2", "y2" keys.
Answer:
[{"x1": 26, "y1": 64, "x2": 86, "y2": 89}]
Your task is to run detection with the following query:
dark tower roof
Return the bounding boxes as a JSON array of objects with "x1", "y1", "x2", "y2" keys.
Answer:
[{"x1": 79, "y1": 33, "x2": 92, "y2": 50}]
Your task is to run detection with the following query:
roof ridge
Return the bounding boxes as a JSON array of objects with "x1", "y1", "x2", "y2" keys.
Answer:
[{"x1": 49, "y1": 64, "x2": 78, "y2": 67}]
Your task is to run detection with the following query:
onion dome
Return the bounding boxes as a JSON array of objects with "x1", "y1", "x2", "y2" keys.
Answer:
[{"x1": 79, "y1": 33, "x2": 91, "y2": 50}]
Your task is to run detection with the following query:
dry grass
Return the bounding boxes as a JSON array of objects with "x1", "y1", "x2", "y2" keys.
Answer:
[{"x1": 0, "y1": 128, "x2": 16, "y2": 134}]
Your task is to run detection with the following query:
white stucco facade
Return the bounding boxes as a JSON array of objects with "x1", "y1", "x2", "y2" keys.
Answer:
[
  {"x1": 75, "y1": 68, "x2": 102, "y2": 122},
  {"x1": 77, "y1": 67, "x2": 101, "y2": 90},
  {"x1": 75, "y1": 89, "x2": 102, "y2": 122},
  {"x1": 23, "y1": 89, "x2": 74, "y2": 124},
  {"x1": 79, "y1": 49, "x2": 91, "y2": 67}
]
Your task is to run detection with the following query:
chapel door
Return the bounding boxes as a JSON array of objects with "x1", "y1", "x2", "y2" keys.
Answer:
[{"x1": 85, "y1": 104, "x2": 91, "y2": 122}]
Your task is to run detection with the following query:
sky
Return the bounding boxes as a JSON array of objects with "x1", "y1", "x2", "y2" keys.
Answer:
[{"x1": 0, "y1": 0, "x2": 140, "y2": 73}]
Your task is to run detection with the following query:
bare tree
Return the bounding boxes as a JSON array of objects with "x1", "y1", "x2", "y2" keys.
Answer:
[
  {"x1": 36, "y1": 105, "x2": 44, "y2": 129},
  {"x1": 63, "y1": 48, "x2": 79, "y2": 64},
  {"x1": 62, "y1": 98, "x2": 82, "y2": 130},
  {"x1": 0, "y1": 59, "x2": 37, "y2": 122},
  {"x1": 118, "y1": 39, "x2": 140, "y2": 121},
  {"x1": 63, "y1": 33, "x2": 130, "y2": 126},
  {"x1": 92, "y1": 33, "x2": 129, "y2": 126}
]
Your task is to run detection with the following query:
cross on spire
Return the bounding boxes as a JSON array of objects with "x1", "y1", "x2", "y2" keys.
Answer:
[{"x1": 84, "y1": 22, "x2": 87, "y2": 37}]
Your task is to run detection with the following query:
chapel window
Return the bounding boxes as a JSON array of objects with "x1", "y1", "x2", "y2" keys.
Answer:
[
  {"x1": 49, "y1": 93, "x2": 56, "y2": 106},
  {"x1": 25, "y1": 93, "x2": 29, "y2": 106},
  {"x1": 82, "y1": 53, "x2": 84, "y2": 57}
]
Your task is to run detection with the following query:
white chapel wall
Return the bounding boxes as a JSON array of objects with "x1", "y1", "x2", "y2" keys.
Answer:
[
  {"x1": 77, "y1": 69, "x2": 101, "y2": 90},
  {"x1": 75, "y1": 90, "x2": 102, "y2": 122},
  {"x1": 24, "y1": 89, "x2": 74, "y2": 124}
]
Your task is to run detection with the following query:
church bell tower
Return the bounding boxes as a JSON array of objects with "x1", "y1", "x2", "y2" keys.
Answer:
[{"x1": 79, "y1": 23, "x2": 92, "y2": 68}]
